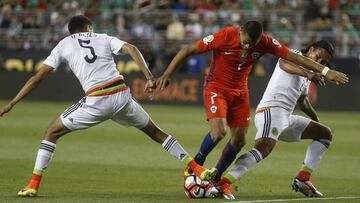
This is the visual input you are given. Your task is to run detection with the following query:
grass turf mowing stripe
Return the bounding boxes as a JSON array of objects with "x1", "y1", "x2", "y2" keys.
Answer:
[{"x1": 231, "y1": 196, "x2": 360, "y2": 203}]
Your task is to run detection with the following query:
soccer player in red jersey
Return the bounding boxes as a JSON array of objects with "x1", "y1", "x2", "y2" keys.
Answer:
[{"x1": 155, "y1": 21, "x2": 348, "y2": 182}]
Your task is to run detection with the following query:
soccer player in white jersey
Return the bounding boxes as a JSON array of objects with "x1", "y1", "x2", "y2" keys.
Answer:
[
  {"x1": 0, "y1": 15, "x2": 217, "y2": 197},
  {"x1": 215, "y1": 40, "x2": 338, "y2": 199}
]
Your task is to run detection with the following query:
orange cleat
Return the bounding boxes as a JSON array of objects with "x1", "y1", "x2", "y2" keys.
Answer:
[{"x1": 217, "y1": 177, "x2": 235, "y2": 200}]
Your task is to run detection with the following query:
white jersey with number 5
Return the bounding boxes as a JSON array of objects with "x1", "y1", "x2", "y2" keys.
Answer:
[
  {"x1": 43, "y1": 32, "x2": 125, "y2": 92},
  {"x1": 257, "y1": 49, "x2": 310, "y2": 112}
]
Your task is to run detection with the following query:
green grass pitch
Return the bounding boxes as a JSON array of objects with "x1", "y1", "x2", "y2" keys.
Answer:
[{"x1": 0, "y1": 100, "x2": 359, "y2": 203}]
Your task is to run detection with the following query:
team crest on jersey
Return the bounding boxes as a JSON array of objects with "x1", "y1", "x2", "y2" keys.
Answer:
[
  {"x1": 272, "y1": 38, "x2": 281, "y2": 47},
  {"x1": 239, "y1": 50, "x2": 248, "y2": 58},
  {"x1": 203, "y1": 35, "x2": 214, "y2": 45},
  {"x1": 271, "y1": 127, "x2": 278, "y2": 136},
  {"x1": 210, "y1": 105, "x2": 217, "y2": 113},
  {"x1": 251, "y1": 52, "x2": 260, "y2": 59}
]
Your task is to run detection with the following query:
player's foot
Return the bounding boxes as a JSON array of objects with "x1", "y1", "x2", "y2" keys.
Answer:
[
  {"x1": 207, "y1": 184, "x2": 222, "y2": 198},
  {"x1": 199, "y1": 167, "x2": 218, "y2": 181},
  {"x1": 292, "y1": 178, "x2": 323, "y2": 197},
  {"x1": 18, "y1": 176, "x2": 41, "y2": 197},
  {"x1": 187, "y1": 160, "x2": 217, "y2": 181},
  {"x1": 217, "y1": 177, "x2": 235, "y2": 200},
  {"x1": 183, "y1": 166, "x2": 193, "y2": 179},
  {"x1": 17, "y1": 187, "x2": 37, "y2": 197}
]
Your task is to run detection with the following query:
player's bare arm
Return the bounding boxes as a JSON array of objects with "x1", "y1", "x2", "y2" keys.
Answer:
[
  {"x1": 157, "y1": 43, "x2": 201, "y2": 90},
  {"x1": 0, "y1": 65, "x2": 53, "y2": 117},
  {"x1": 284, "y1": 50, "x2": 349, "y2": 85},
  {"x1": 120, "y1": 43, "x2": 155, "y2": 93},
  {"x1": 279, "y1": 59, "x2": 325, "y2": 86},
  {"x1": 297, "y1": 95, "x2": 319, "y2": 122}
]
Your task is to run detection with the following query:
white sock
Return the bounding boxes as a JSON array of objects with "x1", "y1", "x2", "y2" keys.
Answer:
[
  {"x1": 303, "y1": 139, "x2": 330, "y2": 170},
  {"x1": 162, "y1": 136, "x2": 189, "y2": 162},
  {"x1": 33, "y1": 140, "x2": 56, "y2": 174},
  {"x1": 228, "y1": 148, "x2": 263, "y2": 180}
]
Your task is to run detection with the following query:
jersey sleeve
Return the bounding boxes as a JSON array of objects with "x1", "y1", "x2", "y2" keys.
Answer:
[
  {"x1": 43, "y1": 43, "x2": 63, "y2": 70},
  {"x1": 196, "y1": 27, "x2": 230, "y2": 52},
  {"x1": 262, "y1": 34, "x2": 289, "y2": 58},
  {"x1": 107, "y1": 35, "x2": 126, "y2": 55}
]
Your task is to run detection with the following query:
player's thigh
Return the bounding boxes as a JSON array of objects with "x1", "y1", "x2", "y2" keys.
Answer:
[
  {"x1": 227, "y1": 91, "x2": 250, "y2": 128},
  {"x1": 254, "y1": 107, "x2": 290, "y2": 141},
  {"x1": 301, "y1": 120, "x2": 332, "y2": 140},
  {"x1": 278, "y1": 115, "x2": 311, "y2": 142},
  {"x1": 111, "y1": 98, "x2": 150, "y2": 129},
  {"x1": 203, "y1": 87, "x2": 228, "y2": 120},
  {"x1": 61, "y1": 96, "x2": 111, "y2": 131}
]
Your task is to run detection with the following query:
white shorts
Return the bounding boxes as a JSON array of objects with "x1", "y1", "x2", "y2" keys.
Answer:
[
  {"x1": 60, "y1": 89, "x2": 150, "y2": 131},
  {"x1": 254, "y1": 107, "x2": 311, "y2": 142}
]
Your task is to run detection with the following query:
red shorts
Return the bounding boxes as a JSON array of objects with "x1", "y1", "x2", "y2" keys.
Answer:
[{"x1": 203, "y1": 87, "x2": 250, "y2": 128}]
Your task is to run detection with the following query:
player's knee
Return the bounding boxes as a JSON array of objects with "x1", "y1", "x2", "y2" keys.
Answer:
[
  {"x1": 44, "y1": 120, "x2": 68, "y2": 142},
  {"x1": 230, "y1": 128, "x2": 247, "y2": 148},
  {"x1": 326, "y1": 127, "x2": 333, "y2": 141},
  {"x1": 211, "y1": 127, "x2": 227, "y2": 141},
  {"x1": 45, "y1": 125, "x2": 61, "y2": 142},
  {"x1": 231, "y1": 134, "x2": 246, "y2": 149},
  {"x1": 254, "y1": 138, "x2": 276, "y2": 158},
  {"x1": 257, "y1": 146, "x2": 271, "y2": 158},
  {"x1": 321, "y1": 126, "x2": 332, "y2": 141}
]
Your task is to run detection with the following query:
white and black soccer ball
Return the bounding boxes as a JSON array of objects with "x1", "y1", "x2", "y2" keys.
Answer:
[{"x1": 184, "y1": 174, "x2": 218, "y2": 198}]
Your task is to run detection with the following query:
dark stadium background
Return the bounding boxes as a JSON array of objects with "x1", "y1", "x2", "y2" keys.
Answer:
[{"x1": 0, "y1": 0, "x2": 359, "y2": 111}]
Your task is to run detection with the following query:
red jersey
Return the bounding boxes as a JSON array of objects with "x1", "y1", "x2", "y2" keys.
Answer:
[{"x1": 196, "y1": 26, "x2": 289, "y2": 93}]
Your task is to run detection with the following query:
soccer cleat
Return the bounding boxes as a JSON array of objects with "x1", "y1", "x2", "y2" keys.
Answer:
[
  {"x1": 217, "y1": 178, "x2": 235, "y2": 200},
  {"x1": 183, "y1": 166, "x2": 193, "y2": 179},
  {"x1": 292, "y1": 178, "x2": 323, "y2": 197},
  {"x1": 199, "y1": 167, "x2": 218, "y2": 181},
  {"x1": 17, "y1": 188, "x2": 37, "y2": 197}
]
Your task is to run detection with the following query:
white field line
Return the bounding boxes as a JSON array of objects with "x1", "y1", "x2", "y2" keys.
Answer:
[{"x1": 228, "y1": 196, "x2": 360, "y2": 203}]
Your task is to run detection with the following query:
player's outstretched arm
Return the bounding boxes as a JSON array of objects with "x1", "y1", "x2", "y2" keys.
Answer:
[
  {"x1": 120, "y1": 43, "x2": 155, "y2": 95},
  {"x1": 279, "y1": 59, "x2": 325, "y2": 86},
  {"x1": 157, "y1": 43, "x2": 201, "y2": 90},
  {"x1": 121, "y1": 43, "x2": 154, "y2": 80},
  {"x1": 0, "y1": 65, "x2": 53, "y2": 117},
  {"x1": 297, "y1": 95, "x2": 319, "y2": 122},
  {"x1": 284, "y1": 51, "x2": 349, "y2": 85}
]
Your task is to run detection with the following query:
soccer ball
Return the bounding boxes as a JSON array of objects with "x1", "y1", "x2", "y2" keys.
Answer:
[{"x1": 184, "y1": 174, "x2": 218, "y2": 198}]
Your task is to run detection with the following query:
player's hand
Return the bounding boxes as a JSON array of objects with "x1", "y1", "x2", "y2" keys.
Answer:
[
  {"x1": 324, "y1": 69, "x2": 349, "y2": 85},
  {"x1": 307, "y1": 72, "x2": 325, "y2": 86},
  {"x1": 0, "y1": 103, "x2": 14, "y2": 117},
  {"x1": 144, "y1": 78, "x2": 156, "y2": 100},
  {"x1": 156, "y1": 75, "x2": 171, "y2": 90}
]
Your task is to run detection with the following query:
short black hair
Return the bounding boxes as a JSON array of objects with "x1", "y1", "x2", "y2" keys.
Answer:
[
  {"x1": 302, "y1": 40, "x2": 334, "y2": 57},
  {"x1": 68, "y1": 15, "x2": 92, "y2": 34},
  {"x1": 243, "y1": 21, "x2": 263, "y2": 41}
]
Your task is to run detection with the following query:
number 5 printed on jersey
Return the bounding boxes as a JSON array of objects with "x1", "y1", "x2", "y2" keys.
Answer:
[{"x1": 78, "y1": 39, "x2": 97, "y2": 63}]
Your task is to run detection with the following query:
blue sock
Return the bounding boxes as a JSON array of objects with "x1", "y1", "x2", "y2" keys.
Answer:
[
  {"x1": 215, "y1": 140, "x2": 242, "y2": 181},
  {"x1": 194, "y1": 132, "x2": 219, "y2": 165}
]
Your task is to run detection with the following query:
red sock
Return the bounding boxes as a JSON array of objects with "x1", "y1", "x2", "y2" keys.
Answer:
[
  {"x1": 296, "y1": 171, "x2": 311, "y2": 181},
  {"x1": 219, "y1": 177, "x2": 232, "y2": 186},
  {"x1": 26, "y1": 173, "x2": 42, "y2": 190}
]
